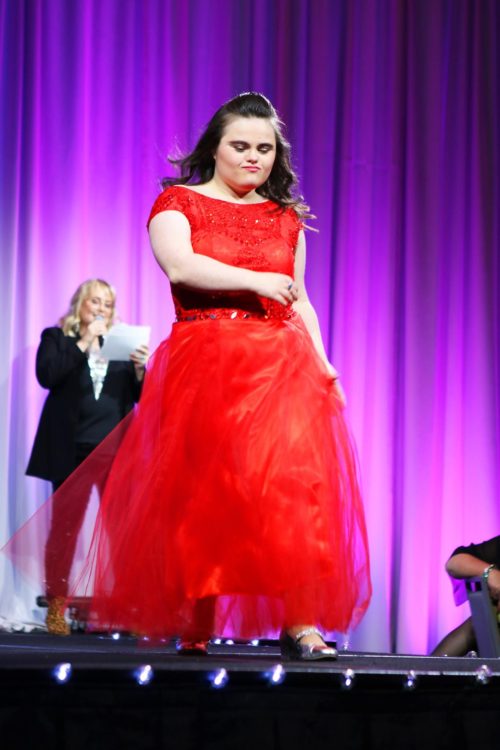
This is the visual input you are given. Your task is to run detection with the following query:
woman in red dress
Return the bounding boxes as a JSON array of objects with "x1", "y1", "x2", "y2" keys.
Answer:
[
  {"x1": 78, "y1": 92, "x2": 371, "y2": 658},
  {"x1": 8, "y1": 93, "x2": 371, "y2": 658}
]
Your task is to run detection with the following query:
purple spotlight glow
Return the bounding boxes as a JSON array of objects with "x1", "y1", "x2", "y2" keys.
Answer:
[
  {"x1": 341, "y1": 669, "x2": 355, "y2": 690},
  {"x1": 403, "y1": 670, "x2": 418, "y2": 691},
  {"x1": 475, "y1": 665, "x2": 492, "y2": 686},
  {"x1": 53, "y1": 663, "x2": 72, "y2": 683},
  {"x1": 266, "y1": 664, "x2": 285, "y2": 685},
  {"x1": 210, "y1": 668, "x2": 229, "y2": 689},
  {"x1": 135, "y1": 664, "x2": 153, "y2": 686}
]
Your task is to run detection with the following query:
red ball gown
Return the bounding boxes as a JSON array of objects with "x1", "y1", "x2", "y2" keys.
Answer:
[{"x1": 9, "y1": 187, "x2": 372, "y2": 640}]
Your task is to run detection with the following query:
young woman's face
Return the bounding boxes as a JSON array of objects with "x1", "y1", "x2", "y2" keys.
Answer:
[
  {"x1": 213, "y1": 116, "x2": 277, "y2": 195},
  {"x1": 79, "y1": 284, "x2": 114, "y2": 328}
]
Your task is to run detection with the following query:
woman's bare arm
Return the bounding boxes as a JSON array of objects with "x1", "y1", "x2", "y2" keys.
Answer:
[
  {"x1": 149, "y1": 210, "x2": 297, "y2": 305},
  {"x1": 292, "y1": 231, "x2": 345, "y2": 404}
]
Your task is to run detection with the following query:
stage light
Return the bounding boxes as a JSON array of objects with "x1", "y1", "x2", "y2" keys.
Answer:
[
  {"x1": 53, "y1": 662, "x2": 72, "y2": 683},
  {"x1": 111, "y1": 633, "x2": 120, "y2": 641},
  {"x1": 403, "y1": 670, "x2": 418, "y2": 691},
  {"x1": 475, "y1": 664, "x2": 492, "y2": 686},
  {"x1": 209, "y1": 668, "x2": 229, "y2": 688},
  {"x1": 340, "y1": 668, "x2": 355, "y2": 690},
  {"x1": 265, "y1": 663, "x2": 285, "y2": 685},
  {"x1": 213, "y1": 638, "x2": 222, "y2": 645},
  {"x1": 225, "y1": 639, "x2": 234, "y2": 645},
  {"x1": 250, "y1": 639, "x2": 259, "y2": 647},
  {"x1": 134, "y1": 664, "x2": 153, "y2": 686}
]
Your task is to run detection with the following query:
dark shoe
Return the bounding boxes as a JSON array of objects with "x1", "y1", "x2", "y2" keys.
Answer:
[
  {"x1": 177, "y1": 639, "x2": 209, "y2": 655},
  {"x1": 280, "y1": 627, "x2": 338, "y2": 661}
]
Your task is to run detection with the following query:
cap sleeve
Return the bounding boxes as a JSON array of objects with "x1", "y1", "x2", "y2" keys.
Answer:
[
  {"x1": 286, "y1": 208, "x2": 304, "y2": 251},
  {"x1": 147, "y1": 187, "x2": 192, "y2": 228}
]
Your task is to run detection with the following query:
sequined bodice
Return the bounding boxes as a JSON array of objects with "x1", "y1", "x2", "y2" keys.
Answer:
[{"x1": 148, "y1": 187, "x2": 302, "y2": 321}]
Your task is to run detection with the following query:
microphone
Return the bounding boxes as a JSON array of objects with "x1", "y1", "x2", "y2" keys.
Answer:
[{"x1": 95, "y1": 315, "x2": 104, "y2": 347}]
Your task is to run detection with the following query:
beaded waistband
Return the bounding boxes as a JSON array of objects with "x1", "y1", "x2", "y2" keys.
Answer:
[{"x1": 175, "y1": 307, "x2": 295, "y2": 322}]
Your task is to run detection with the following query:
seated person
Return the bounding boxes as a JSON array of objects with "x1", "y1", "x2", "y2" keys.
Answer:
[{"x1": 431, "y1": 536, "x2": 500, "y2": 656}]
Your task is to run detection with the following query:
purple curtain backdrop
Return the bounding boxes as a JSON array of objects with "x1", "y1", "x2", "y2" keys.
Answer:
[{"x1": 1, "y1": 0, "x2": 499, "y2": 652}]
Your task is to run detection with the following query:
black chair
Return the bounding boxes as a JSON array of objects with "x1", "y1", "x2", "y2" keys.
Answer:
[{"x1": 465, "y1": 577, "x2": 500, "y2": 657}]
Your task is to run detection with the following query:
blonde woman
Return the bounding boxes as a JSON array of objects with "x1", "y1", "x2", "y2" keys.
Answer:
[{"x1": 26, "y1": 279, "x2": 149, "y2": 634}]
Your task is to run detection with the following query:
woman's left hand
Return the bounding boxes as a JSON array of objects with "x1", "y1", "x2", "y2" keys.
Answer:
[
  {"x1": 130, "y1": 344, "x2": 150, "y2": 376},
  {"x1": 324, "y1": 362, "x2": 346, "y2": 407}
]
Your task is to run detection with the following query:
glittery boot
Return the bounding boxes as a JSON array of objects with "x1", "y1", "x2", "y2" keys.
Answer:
[{"x1": 46, "y1": 597, "x2": 70, "y2": 636}]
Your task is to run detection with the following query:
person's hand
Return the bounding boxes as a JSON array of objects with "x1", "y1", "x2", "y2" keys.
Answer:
[
  {"x1": 324, "y1": 361, "x2": 347, "y2": 407},
  {"x1": 487, "y1": 568, "x2": 500, "y2": 601},
  {"x1": 130, "y1": 344, "x2": 150, "y2": 372},
  {"x1": 252, "y1": 272, "x2": 299, "y2": 306},
  {"x1": 80, "y1": 318, "x2": 108, "y2": 345}
]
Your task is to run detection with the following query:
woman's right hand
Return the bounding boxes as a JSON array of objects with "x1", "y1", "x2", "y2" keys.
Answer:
[
  {"x1": 79, "y1": 318, "x2": 108, "y2": 347},
  {"x1": 252, "y1": 272, "x2": 299, "y2": 306}
]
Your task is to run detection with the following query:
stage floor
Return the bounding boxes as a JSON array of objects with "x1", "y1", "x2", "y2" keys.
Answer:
[
  {"x1": 0, "y1": 630, "x2": 498, "y2": 678},
  {"x1": 1, "y1": 632, "x2": 499, "y2": 749}
]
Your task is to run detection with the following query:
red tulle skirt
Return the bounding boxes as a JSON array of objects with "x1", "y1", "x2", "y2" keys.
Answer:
[{"x1": 6, "y1": 314, "x2": 371, "y2": 639}]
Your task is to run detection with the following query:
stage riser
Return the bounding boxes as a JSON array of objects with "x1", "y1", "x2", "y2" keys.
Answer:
[
  {"x1": 1, "y1": 672, "x2": 500, "y2": 750},
  {"x1": 2, "y1": 633, "x2": 500, "y2": 749}
]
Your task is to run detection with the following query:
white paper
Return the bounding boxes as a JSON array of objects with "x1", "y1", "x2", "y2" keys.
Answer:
[{"x1": 99, "y1": 323, "x2": 151, "y2": 361}]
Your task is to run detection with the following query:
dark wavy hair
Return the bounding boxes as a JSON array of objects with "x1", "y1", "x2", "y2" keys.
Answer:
[{"x1": 162, "y1": 92, "x2": 310, "y2": 218}]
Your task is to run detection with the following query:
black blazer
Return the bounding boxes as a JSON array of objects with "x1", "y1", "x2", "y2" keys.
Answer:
[{"x1": 26, "y1": 327, "x2": 142, "y2": 483}]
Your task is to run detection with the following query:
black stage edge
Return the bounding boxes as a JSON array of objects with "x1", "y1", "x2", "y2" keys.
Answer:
[{"x1": 1, "y1": 632, "x2": 500, "y2": 750}]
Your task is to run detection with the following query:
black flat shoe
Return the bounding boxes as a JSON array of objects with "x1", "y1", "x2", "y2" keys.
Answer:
[{"x1": 280, "y1": 627, "x2": 338, "y2": 661}]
